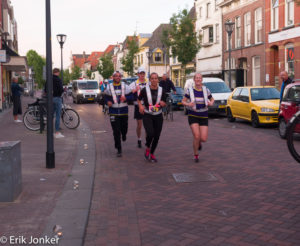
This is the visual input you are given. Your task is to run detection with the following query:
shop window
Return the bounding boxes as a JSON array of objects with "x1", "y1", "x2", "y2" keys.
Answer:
[{"x1": 285, "y1": 43, "x2": 295, "y2": 79}]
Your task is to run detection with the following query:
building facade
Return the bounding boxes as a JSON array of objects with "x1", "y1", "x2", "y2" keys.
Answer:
[
  {"x1": 220, "y1": 0, "x2": 266, "y2": 88},
  {"x1": 265, "y1": 0, "x2": 300, "y2": 88}
]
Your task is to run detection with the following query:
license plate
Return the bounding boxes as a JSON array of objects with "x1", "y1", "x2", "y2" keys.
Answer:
[
  {"x1": 177, "y1": 102, "x2": 182, "y2": 105},
  {"x1": 88, "y1": 98, "x2": 94, "y2": 101},
  {"x1": 219, "y1": 105, "x2": 226, "y2": 108}
]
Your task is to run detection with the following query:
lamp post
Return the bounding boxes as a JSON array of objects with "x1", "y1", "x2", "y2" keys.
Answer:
[
  {"x1": 45, "y1": 0, "x2": 55, "y2": 168},
  {"x1": 225, "y1": 20, "x2": 235, "y2": 89},
  {"x1": 56, "y1": 34, "x2": 67, "y2": 83},
  {"x1": 30, "y1": 67, "x2": 35, "y2": 97},
  {"x1": 146, "y1": 50, "x2": 152, "y2": 79}
]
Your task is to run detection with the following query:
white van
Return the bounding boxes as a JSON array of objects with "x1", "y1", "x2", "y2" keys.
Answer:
[
  {"x1": 184, "y1": 77, "x2": 232, "y2": 114},
  {"x1": 72, "y1": 80, "x2": 101, "y2": 104}
]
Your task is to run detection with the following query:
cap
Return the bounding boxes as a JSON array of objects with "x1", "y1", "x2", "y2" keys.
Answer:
[
  {"x1": 137, "y1": 67, "x2": 146, "y2": 74},
  {"x1": 104, "y1": 79, "x2": 108, "y2": 82}
]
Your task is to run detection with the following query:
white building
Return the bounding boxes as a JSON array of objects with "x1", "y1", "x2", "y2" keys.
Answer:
[{"x1": 195, "y1": 0, "x2": 223, "y2": 77}]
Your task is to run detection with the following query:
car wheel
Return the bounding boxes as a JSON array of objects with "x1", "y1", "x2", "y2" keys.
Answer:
[
  {"x1": 227, "y1": 107, "x2": 236, "y2": 122},
  {"x1": 278, "y1": 118, "x2": 287, "y2": 139},
  {"x1": 251, "y1": 111, "x2": 260, "y2": 128}
]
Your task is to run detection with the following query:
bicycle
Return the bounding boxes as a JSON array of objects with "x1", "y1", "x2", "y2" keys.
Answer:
[
  {"x1": 164, "y1": 92, "x2": 173, "y2": 121},
  {"x1": 286, "y1": 111, "x2": 300, "y2": 163},
  {"x1": 23, "y1": 98, "x2": 80, "y2": 131}
]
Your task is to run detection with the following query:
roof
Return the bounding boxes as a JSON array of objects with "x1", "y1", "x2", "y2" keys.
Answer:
[
  {"x1": 188, "y1": 6, "x2": 196, "y2": 19},
  {"x1": 139, "y1": 33, "x2": 152, "y2": 38},
  {"x1": 142, "y1": 24, "x2": 171, "y2": 50},
  {"x1": 104, "y1": 45, "x2": 116, "y2": 55},
  {"x1": 73, "y1": 54, "x2": 90, "y2": 58}
]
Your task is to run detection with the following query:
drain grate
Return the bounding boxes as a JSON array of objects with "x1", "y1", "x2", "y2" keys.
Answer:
[{"x1": 172, "y1": 172, "x2": 218, "y2": 183}]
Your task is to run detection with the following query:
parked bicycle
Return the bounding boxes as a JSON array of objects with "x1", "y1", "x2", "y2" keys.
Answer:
[
  {"x1": 286, "y1": 111, "x2": 300, "y2": 163},
  {"x1": 164, "y1": 92, "x2": 173, "y2": 121},
  {"x1": 23, "y1": 98, "x2": 80, "y2": 131}
]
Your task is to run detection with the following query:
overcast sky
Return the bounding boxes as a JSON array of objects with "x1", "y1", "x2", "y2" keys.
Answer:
[{"x1": 11, "y1": 0, "x2": 192, "y2": 70}]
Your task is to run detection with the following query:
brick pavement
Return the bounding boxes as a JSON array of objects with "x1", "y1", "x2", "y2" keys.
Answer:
[{"x1": 83, "y1": 105, "x2": 300, "y2": 246}]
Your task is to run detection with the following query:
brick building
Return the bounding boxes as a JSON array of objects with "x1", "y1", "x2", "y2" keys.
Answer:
[
  {"x1": 219, "y1": 0, "x2": 266, "y2": 88},
  {"x1": 265, "y1": 0, "x2": 300, "y2": 88}
]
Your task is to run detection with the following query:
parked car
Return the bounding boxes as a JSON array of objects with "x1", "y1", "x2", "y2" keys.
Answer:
[
  {"x1": 184, "y1": 77, "x2": 231, "y2": 114},
  {"x1": 170, "y1": 87, "x2": 184, "y2": 110},
  {"x1": 226, "y1": 86, "x2": 280, "y2": 127},
  {"x1": 278, "y1": 82, "x2": 300, "y2": 138}
]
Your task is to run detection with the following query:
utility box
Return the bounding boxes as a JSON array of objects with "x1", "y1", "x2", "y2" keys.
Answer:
[{"x1": 0, "y1": 141, "x2": 22, "y2": 202}]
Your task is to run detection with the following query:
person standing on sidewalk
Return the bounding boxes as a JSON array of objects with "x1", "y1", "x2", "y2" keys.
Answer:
[
  {"x1": 52, "y1": 68, "x2": 64, "y2": 138},
  {"x1": 279, "y1": 71, "x2": 294, "y2": 102},
  {"x1": 11, "y1": 77, "x2": 23, "y2": 123},
  {"x1": 138, "y1": 72, "x2": 167, "y2": 162},
  {"x1": 181, "y1": 73, "x2": 214, "y2": 163},
  {"x1": 105, "y1": 71, "x2": 132, "y2": 157},
  {"x1": 129, "y1": 67, "x2": 149, "y2": 148}
]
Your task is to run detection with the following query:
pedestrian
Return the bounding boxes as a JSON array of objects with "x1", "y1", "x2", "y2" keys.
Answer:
[
  {"x1": 159, "y1": 73, "x2": 176, "y2": 94},
  {"x1": 105, "y1": 71, "x2": 132, "y2": 157},
  {"x1": 138, "y1": 72, "x2": 167, "y2": 162},
  {"x1": 181, "y1": 73, "x2": 214, "y2": 163},
  {"x1": 129, "y1": 67, "x2": 149, "y2": 148},
  {"x1": 52, "y1": 68, "x2": 64, "y2": 138},
  {"x1": 11, "y1": 77, "x2": 23, "y2": 123},
  {"x1": 99, "y1": 79, "x2": 109, "y2": 112},
  {"x1": 280, "y1": 71, "x2": 294, "y2": 102}
]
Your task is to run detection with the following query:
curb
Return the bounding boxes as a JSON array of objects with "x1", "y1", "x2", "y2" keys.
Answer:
[{"x1": 40, "y1": 119, "x2": 96, "y2": 246}]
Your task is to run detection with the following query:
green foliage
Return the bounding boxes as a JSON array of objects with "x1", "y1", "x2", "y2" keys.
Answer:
[
  {"x1": 86, "y1": 69, "x2": 92, "y2": 79},
  {"x1": 121, "y1": 35, "x2": 139, "y2": 77},
  {"x1": 71, "y1": 66, "x2": 81, "y2": 80},
  {"x1": 162, "y1": 9, "x2": 201, "y2": 66},
  {"x1": 97, "y1": 54, "x2": 114, "y2": 79},
  {"x1": 18, "y1": 77, "x2": 24, "y2": 84},
  {"x1": 63, "y1": 69, "x2": 71, "y2": 85},
  {"x1": 26, "y1": 50, "x2": 46, "y2": 88}
]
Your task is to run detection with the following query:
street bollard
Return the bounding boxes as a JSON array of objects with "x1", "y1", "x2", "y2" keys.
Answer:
[{"x1": 0, "y1": 141, "x2": 22, "y2": 202}]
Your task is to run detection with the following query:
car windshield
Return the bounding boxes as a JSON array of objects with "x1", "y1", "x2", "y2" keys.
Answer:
[
  {"x1": 203, "y1": 82, "x2": 231, "y2": 93},
  {"x1": 175, "y1": 87, "x2": 184, "y2": 95},
  {"x1": 78, "y1": 81, "x2": 98, "y2": 89},
  {"x1": 250, "y1": 88, "x2": 280, "y2": 101}
]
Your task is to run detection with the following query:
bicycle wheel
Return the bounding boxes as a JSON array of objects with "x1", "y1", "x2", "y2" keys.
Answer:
[
  {"x1": 23, "y1": 108, "x2": 41, "y2": 131},
  {"x1": 62, "y1": 109, "x2": 80, "y2": 129},
  {"x1": 287, "y1": 112, "x2": 300, "y2": 163}
]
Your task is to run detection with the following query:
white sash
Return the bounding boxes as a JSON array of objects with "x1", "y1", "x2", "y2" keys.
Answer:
[
  {"x1": 144, "y1": 85, "x2": 163, "y2": 115},
  {"x1": 110, "y1": 82, "x2": 125, "y2": 104},
  {"x1": 188, "y1": 86, "x2": 208, "y2": 112}
]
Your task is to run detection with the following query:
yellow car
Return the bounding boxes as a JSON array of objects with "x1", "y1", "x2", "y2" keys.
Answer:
[{"x1": 226, "y1": 86, "x2": 280, "y2": 127}]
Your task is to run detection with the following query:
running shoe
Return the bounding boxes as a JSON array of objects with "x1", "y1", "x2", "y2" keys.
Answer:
[
  {"x1": 150, "y1": 154, "x2": 157, "y2": 163},
  {"x1": 144, "y1": 148, "x2": 150, "y2": 161},
  {"x1": 137, "y1": 140, "x2": 142, "y2": 148},
  {"x1": 194, "y1": 155, "x2": 199, "y2": 163},
  {"x1": 117, "y1": 148, "x2": 122, "y2": 157}
]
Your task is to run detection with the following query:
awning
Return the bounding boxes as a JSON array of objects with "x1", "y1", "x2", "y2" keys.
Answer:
[{"x1": 2, "y1": 56, "x2": 28, "y2": 71}]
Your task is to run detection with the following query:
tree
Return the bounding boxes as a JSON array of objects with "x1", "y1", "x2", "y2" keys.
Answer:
[
  {"x1": 97, "y1": 54, "x2": 114, "y2": 79},
  {"x1": 63, "y1": 69, "x2": 71, "y2": 85},
  {"x1": 86, "y1": 69, "x2": 92, "y2": 79},
  {"x1": 71, "y1": 66, "x2": 81, "y2": 80},
  {"x1": 121, "y1": 35, "x2": 139, "y2": 77},
  {"x1": 26, "y1": 50, "x2": 46, "y2": 88},
  {"x1": 162, "y1": 9, "x2": 201, "y2": 86}
]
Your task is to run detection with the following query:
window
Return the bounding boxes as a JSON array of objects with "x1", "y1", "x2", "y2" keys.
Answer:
[
  {"x1": 244, "y1": 12, "x2": 251, "y2": 46},
  {"x1": 232, "y1": 88, "x2": 242, "y2": 100},
  {"x1": 255, "y1": 8, "x2": 262, "y2": 43},
  {"x1": 215, "y1": 24, "x2": 219, "y2": 43},
  {"x1": 285, "y1": 43, "x2": 295, "y2": 79},
  {"x1": 271, "y1": 0, "x2": 279, "y2": 30},
  {"x1": 154, "y1": 52, "x2": 162, "y2": 62},
  {"x1": 199, "y1": 7, "x2": 202, "y2": 18},
  {"x1": 286, "y1": 0, "x2": 294, "y2": 26},
  {"x1": 252, "y1": 56, "x2": 261, "y2": 86},
  {"x1": 203, "y1": 26, "x2": 214, "y2": 44},
  {"x1": 173, "y1": 57, "x2": 177, "y2": 64},
  {"x1": 207, "y1": 2, "x2": 211, "y2": 18},
  {"x1": 235, "y1": 16, "x2": 241, "y2": 48},
  {"x1": 240, "y1": 88, "x2": 249, "y2": 102},
  {"x1": 215, "y1": 0, "x2": 219, "y2": 10}
]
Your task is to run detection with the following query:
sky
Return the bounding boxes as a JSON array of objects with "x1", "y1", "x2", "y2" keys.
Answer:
[{"x1": 11, "y1": 0, "x2": 192, "y2": 70}]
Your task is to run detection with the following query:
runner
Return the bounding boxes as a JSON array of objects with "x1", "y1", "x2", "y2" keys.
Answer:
[
  {"x1": 105, "y1": 71, "x2": 132, "y2": 157},
  {"x1": 129, "y1": 67, "x2": 149, "y2": 148},
  {"x1": 137, "y1": 72, "x2": 167, "y2": 162},
  {"x1": 181, "y1": 73, "x2": 215, "y2": 163}
]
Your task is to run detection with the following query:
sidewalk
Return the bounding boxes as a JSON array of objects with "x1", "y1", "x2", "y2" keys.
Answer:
[{"x1": 0, "y1": 95, "x2": 94, "y2": 246}]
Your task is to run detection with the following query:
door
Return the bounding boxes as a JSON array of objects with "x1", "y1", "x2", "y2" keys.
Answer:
[
  {"x1": 239, "y1": 88, "x2": 251, "y2": 119},
  {"x1": 230, "y1": 88, "x2": 242, "y2": 117}
]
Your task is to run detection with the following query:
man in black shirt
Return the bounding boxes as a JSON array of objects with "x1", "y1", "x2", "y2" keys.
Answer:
[
  {"x1": 280, "y1": 71, "x2": 294, "y2": 102},
  {"x1": 159, "y1": 74, "x2": 176, "y2": 94}
]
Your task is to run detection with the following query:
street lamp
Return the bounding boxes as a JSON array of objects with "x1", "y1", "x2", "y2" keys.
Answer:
[
  {"x1": 56, "y1": 34, "x2": 67, "y2": 83},
  {"x1": 225, "y1": 20, "x2": 235, "y2": 89},
  {"x1": 30, "y1": 67, "x2": 35, "y2": 97},
  {"x1": 146, "y1": 50, "x2": 152, "y2": 79},
  {"x1": 45, "y1": 0, "x2": 55, "y2": 168}
]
